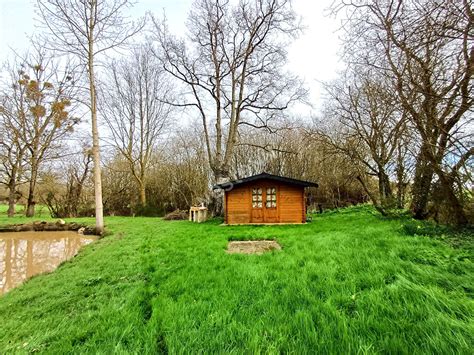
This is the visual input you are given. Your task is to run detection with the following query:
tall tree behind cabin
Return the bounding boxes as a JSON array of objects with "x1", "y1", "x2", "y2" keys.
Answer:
[{"x1": 155, "y1": 0, "x2": 307, "y2": 185}]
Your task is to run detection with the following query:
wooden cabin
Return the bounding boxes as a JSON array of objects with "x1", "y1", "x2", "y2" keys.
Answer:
[{"x1": 214, "y1": 173, "x2": 318, "y2": 225}]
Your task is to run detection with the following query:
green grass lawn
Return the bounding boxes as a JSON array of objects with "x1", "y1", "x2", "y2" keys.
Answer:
[
  {"x1": 0, "y1": 203, "x2": 51, "y2": 219},
  {"x1": 0, "y1": 206, "x2": 472, "y2": 353}
]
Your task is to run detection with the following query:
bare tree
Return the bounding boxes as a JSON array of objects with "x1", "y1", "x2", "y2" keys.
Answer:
[
  {"x1": 153, "y1": 126, "x2": 212, "y2": 210},
  {"x1": 333, "y1": 0, "x2": 474, "y2": 224},
  {"x1": 101, "y1": 155, "x2": 135, "y2": 216},
  {"x1": 36, "y1": 0, "x2": 145, "y2": 232},
  {"x1": 154, "y1": 0, "x2": 306, "y2": 185},
  {"x1": 0, "y1": 92, "x2": 28, "y2": 217},
  {"x1": 231, "y1": 121, "x2": 303, "y2": 178},
  {"x1": 43, "y1": 147, "x2": 93, "y2": 218},
  {"x1": 102, "y1": 45, "x2": 172, "y2": 207},
  {"x1": 232, "y1": 124, "x2": 368, "y2": 209},
  {"x1": 394, "y1": 132, "x2": 414, "y2": 209},
  {"x1": 0, "y1": 49, "x2": 79, "y2": 217},
  {"x1": 320, "y1": 70, "x2": 408, "y2": 214}
]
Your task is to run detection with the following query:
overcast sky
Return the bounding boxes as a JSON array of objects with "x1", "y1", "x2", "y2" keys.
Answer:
[{"x1": 0, "y1": 0, "x2": 344, "y2": 115}]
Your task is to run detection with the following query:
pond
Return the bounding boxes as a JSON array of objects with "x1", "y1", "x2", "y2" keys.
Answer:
[{"x1": 0, "y1": 231, "x2": 97, "y2": 295}]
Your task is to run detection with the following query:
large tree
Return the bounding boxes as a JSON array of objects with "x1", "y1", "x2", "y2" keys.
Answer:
[
  {"x1": 0, "y1": 49, "x2": 78, "y2": 217},
  {"x1": 36, "y1": 0, "x2": 145, "y2": 232},
  {"x1": 320, "y1": 70, "x2": 408, "y2": 214},
  {"x1": 43, "y1": 146, "x2": 93, "y2": 218},
  {"x1": 334, "y1": 0, "x2": 474, "y2": 224},
  {"x1": 102, "y1": 45, "x2": 172, "y2": 207},
  {"x1": 0, "y1": 91, "x2": 27, "y2": 217},
  {"x1": 154, "y1": 0, "x2": 306, "y2": 184}
]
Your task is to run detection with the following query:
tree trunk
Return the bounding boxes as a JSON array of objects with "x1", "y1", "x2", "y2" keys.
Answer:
[
  {"x1": 411, "y1": 145, "x2": 434, "y2": 219},
  {"x1": 90, "y1": 83, "x2": 104, "y2": 231},
  {"x1": 88, "y1": 7, "x2": 104, "y2": 234},
  {"x1": 396, "y1": 179, "x2": 405, "y2": 210},
  {"x1": 377, "y1": 166, "x2": 394, "y2": 209},
  {"x1": 378, "y1": 170, "x2": 392, "y2": 200},
  {"x1": 25, "y1": 168, "x2": 37, "y2": 217},
  {"x1": 65, "y1": 180, "x2": 77, "y2": 218},
  {"x1": 139, "y1": 183, "x2": 146, "y2": 206},
  {"x1": 356, "y1": 175, "x2": 388, "y2": 216},
  {"x1": 26, "y1": 191, "x2": 35, "y2": 217},
  {"x1": 7, "y1": 169, "x2": 17, "y2": 217},
  {"x1": 215, "y1": 171, "x2": 230, "y2": 186},
  {"x1": 212, "y1": 168, "x2": 230, "y2": 217},
  {"x1": 395, "y1": 146, "x2": 406, "y2": 209},
  {"x1": 436, "y1": 171, "x2": 469, "y2": 225},
  {"x1": 411, "y1": 166, "x2": 433, "y2": 219},
  {"x1": 26, "y1": 196, "x2": 35, "y2": 217},
  {"x1": 7, "y1": 191, "x2": 16, "y2": 217}
]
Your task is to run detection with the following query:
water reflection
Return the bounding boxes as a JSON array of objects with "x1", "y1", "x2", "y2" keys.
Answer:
[{"x1": 0, "y1": 231, "x2": 96, "y2": 295}]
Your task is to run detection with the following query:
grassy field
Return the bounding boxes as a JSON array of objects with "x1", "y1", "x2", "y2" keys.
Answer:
[
  {"x1": 0, "y1": 204, "x2": 51, "y2": 219},
  {"x1": 0, "y1": 206, "x2": 472, "y2": 353}
]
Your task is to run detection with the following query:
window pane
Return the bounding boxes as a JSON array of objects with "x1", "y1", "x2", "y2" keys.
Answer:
[
  {"x1": 264, "y1": 187, "x2": 276, "y2": 207},
  {"x1": 252, "y1": 187, "x2": 264, "y2": 208}
]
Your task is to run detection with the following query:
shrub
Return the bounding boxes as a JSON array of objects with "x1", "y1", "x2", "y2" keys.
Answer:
[
  {"x1": 402, "y1": 219, "x2": 474, "y2": 248},
  {"x1": 163, "y1": 209, "x2": 188, "y2": 220},
  {"x1": 133, "y1": 204, "x2": 165, "y2": 217}
]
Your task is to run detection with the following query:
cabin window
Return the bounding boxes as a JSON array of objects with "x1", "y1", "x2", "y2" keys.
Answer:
[
  {"x1": 266, "y1": 187, "x2": 277, "y2": 208},
  {"x1": 252, "y1": 188, "x2": 263, "y2": 208}
]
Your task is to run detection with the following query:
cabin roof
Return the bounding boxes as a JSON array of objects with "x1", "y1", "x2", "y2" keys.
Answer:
[{"x1": 213, "y1": 172, "x2": 318, "y2": 190}]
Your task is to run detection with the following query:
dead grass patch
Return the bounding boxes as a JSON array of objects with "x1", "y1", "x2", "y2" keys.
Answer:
[{"x1": 227, "y1": 240, "x2": 281, "y2": 254}]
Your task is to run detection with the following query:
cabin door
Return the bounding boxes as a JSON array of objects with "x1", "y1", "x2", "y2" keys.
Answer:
[
  {"x1": 251, "y1": 185, "x2": 279, "y2": 223},
  {"x1": 250, "y1": 187, "x2": 264, "y2": 223},
  {"x1": 263, "y1": 186, "x2": 278, "y2": 223}
]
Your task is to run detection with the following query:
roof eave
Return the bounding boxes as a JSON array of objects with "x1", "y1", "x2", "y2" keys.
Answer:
[{"x1": 213, "y1": 173, "x2": 318, "y2": 190}]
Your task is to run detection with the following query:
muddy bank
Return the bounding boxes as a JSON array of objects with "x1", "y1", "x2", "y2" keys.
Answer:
[{"x1": 0, "y1": 220, "x2": 97, "y2": 235}]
